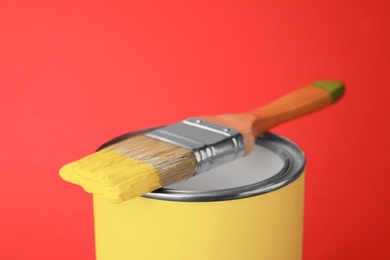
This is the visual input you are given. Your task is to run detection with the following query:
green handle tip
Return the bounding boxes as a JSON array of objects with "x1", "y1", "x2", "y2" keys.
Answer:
[{"x1": 314, "y1": 80, "x2": 345, "y2": 103}]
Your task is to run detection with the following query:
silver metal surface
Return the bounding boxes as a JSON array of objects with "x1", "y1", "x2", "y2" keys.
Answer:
[
  {"x1": 99, "y1": 130, "x2": 305, "y2": 202},
  {"x1": 145, "y1": 118, "x2": 245, "y2": 174}
]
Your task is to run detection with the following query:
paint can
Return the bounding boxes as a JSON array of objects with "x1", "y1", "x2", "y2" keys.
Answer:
[{"x1": 93, "y1": 129, "x2": 305, "y2": 260}]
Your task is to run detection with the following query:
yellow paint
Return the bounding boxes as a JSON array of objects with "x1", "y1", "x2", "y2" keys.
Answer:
[
  {"x1": 94, "y1": 173, "x2": 305, "y2": 260},
  {"x1": 59, "y1": 148, "x2": 161, "y2": 203}
]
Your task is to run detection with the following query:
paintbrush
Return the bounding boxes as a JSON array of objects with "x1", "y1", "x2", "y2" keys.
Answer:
[{"x1": 60, "y1": 80, "x2": 344, "y2": 203}]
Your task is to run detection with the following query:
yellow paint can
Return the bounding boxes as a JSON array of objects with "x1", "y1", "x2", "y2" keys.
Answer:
[{"x1": 94, "y1": 131, "x2": 305, "y2": 260}]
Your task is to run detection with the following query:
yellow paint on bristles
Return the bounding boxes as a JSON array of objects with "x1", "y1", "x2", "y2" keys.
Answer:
[{"x1": 59, "y1": 148, "x2": 161, "y2": 204}]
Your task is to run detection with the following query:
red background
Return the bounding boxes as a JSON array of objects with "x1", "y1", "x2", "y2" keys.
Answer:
[{"x1": 1, "y1": 1, "x2": 389, "y2": 259}]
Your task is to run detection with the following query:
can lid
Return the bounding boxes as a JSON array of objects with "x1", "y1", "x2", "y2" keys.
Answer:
[{"x1": 99, "y1": 130, "x2": 305, "y2": 202}]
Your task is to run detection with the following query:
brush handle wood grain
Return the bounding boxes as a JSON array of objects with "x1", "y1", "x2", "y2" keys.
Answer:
[{"x1": 199, "y1": 80, "x2": 345, "y2": 155}]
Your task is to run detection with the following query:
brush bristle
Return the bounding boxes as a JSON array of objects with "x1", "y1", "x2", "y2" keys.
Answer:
[{"x1": 59, "y1": 135, "x2": 197, "y2": 203}]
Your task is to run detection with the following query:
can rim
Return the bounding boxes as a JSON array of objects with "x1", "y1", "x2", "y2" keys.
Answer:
[{"x1": 98, "y1": 129, "x2": 306, "y2": 202}]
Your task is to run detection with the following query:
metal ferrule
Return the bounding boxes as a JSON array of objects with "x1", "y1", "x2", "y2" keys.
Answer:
[{"x1": 145, "y1": 118, "x2": 245, "y2": 174}]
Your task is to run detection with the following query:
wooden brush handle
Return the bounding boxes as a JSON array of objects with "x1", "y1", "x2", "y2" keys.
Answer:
[
  {"x1": 249, "y1": 80, "x2": 345, "y2": 137},
  {"x1": 199, "y1": 80, "x2": 345, "y2": 156}
]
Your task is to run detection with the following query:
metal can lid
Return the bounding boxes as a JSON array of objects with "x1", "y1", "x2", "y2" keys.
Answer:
[{"x1": 99, "y1": 130, "x2": 305, "y2": 202}]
